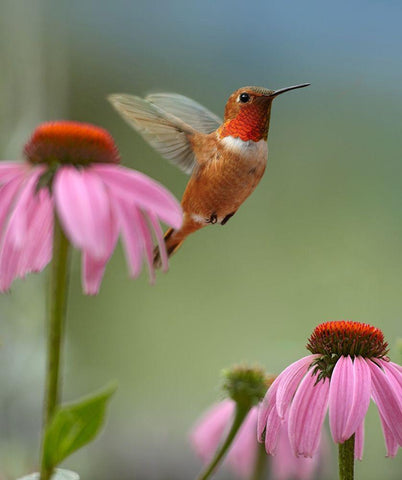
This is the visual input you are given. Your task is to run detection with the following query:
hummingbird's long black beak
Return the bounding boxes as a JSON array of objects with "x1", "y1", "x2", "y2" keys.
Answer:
[{"x1": 271, "y1": 83, "x2": 310, "y2": 97}]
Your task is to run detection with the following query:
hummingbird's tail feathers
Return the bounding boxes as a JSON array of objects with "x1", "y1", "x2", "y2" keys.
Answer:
[
  {"x1": 108, "y1": 93, "x2": 199, "y2": 174},
  {"x1": 153, "y1": 216, "x2": 203, "y2": 269},
  {"x1": 145, "y1": 93, "x2": 222, "y2": 134}
]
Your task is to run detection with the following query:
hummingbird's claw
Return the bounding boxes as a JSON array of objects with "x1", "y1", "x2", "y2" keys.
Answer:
[{"x1": 207, "y1": 213, "x2": 218, "y2": 224}]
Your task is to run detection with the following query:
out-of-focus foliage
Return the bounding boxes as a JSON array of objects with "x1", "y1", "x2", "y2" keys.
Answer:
[{"x1": 1, "y1": 0, "x2": 401, "y2": 479}]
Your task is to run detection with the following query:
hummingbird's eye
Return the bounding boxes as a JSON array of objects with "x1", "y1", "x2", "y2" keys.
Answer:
[{"x1": 239, "y1": 92, "x2": 250, "y2": 103}]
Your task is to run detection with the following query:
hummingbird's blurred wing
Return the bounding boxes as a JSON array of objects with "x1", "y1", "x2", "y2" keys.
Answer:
[
  {"x1": 109, "y1": 93, "x2": 219, "y2": 174},
  {"x1": 145, "y1": 93, "x2": 222, "y2": 134}
]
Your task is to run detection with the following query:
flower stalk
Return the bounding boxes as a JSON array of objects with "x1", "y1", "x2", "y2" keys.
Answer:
[
  {"x1": 40, "y1": 214, "x2": 71, "y2": 480},
  {"x1": 195, "y1": 402, "x2": 251, "y2": 480},
  {"x1": 338, "y1": 435, "x2": 355, "y2": 480}
]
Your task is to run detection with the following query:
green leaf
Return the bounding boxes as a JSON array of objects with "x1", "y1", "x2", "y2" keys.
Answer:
[{"x1": 43, "y1": 383, "x2": 117, "y2": 470}]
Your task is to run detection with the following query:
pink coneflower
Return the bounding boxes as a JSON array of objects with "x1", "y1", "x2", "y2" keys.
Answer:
[
  {"x1": 257, "y1": 321, "x2": 402, "y2": 460},
  {"x1": 0, "y1": 121, "x2": 182, "y2": 294},
  {"x1": 191, "y1": 400, "x2": 323, "y2": 479}
]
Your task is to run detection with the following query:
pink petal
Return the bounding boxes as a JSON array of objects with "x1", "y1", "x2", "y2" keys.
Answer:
[
  {"x1": 386, "y1": 362, "x2": 402, "y2": 374},
  {"x1": 0, "y1": 228, "x2": 23, "y2": 291},
  {"x1": 82, "y1": 252, "x2": 108, "y2": 295},
  {"x1": 257, "y1": 380, "x2": 284, "y2": 455},
  {"x1": 146, "y1": 211, "x2": 169, "y2": 272},
  {"x1": 378, "y1": 411, "x2": 399, "y2": 457},
  {"x1": 190, "y1": 400, "x2": 235, "y2": 463},
  {"x1": 0, "y1": 176, "x2": 27, "y2": 231},
  {"x1": 112, "y1": 198, "x2": 143, "y2": 278},
  {"x1": 293, "y1": 459, "x2": 320, "y2": 480},
  {"x1": 354, "y1": 420, "x2": 364, "y2": 460},
  {"x1": 0, "y1": 162, "x2": 28, "y2": 184},
  {"x1": 18, "y1": 188, "x2": 53, "y2": 275},
  {"x1": 265, "y1": 404, "x2": 284, "y2": 455},
  {"x1": 367, "y1": 359, "x2": 402, "y2": 445},
  {"x1": 379, "y1": 360, "x2": 402, "y2": 390},
  {"x1": 136, "y1": 210, "x2": 156, "y2": 284},
  {"x1": 226, "y1": 407, "x2": 258, "y2": 478},
  {"x1": 112, "y1": 198, "x2": 156, "y2": 284},
  {"x1": 276, "y1": 355, "x2": 319, "y2": 419},
  {"x1": 3, "y1": 168, "x2": 44, "y2": 248},
  {"x1": 257, "y1": 377, "x2": 279, "y2": 442},
  {"x1": 54, "y1": 166, "x2": 113, "y2": 259},
  {"x1": 92, "y1": 164, "x2": 183, "y2": 229},
  {"x1": 81, "y1": 198, "x2": 118, "y2": 295},
  {"x1": 0, "y1": 168, "x2": 44, "y2": 290},
  {"x1": 272, "y1": 420, "x2": 319, "y2": 480},
  {"x1": 288, "y1": 372, "x2": 330, "y2": 458},
  {"x1": 329, "y1": 356, "x2": 371, "y2": 443}
]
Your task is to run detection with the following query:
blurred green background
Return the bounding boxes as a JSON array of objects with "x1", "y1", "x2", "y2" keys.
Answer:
[{"x1": 0, "y1": 0, "x2": 401, "y2": 479}]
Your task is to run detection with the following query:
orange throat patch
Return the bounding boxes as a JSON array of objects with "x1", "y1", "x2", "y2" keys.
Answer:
[{"x1": 219, "y1": 103, "x2": 270, "y2": 142}]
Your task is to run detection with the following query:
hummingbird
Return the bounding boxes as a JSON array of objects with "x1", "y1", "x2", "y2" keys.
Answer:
[{"x1": 108, "y1": 83, "x2": 309, "y2": 267}]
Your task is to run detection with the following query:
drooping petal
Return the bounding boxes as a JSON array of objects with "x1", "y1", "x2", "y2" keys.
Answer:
[
  {"x1": 343, "y1": 357, "x2": 371, "y2": 440},
  {"x1": 0, "y1": 162, "x2": 28, "y2": 184},
  {"x1": 112, "y1": 199, "x2": 144, "y2": 278},
  {"x1": 0, "y1": 168, "x2": 44, "y2": 290},
  {"x1": 3, "y1": 168, "x2": 44, "y2": 248},
  {"x1": 0, "y1": 227, "x2": 23, "y2": 291},
  {"x1": 190, "y1": 400, "x2": 235, "y2": 463},
  {"x1": 329, "y1": 356, "x2": 371, "y2": 443},
  {"x1": 354, "y1": 420, "x2": 365, "y2": 460},
  {"x1": 113, "y1": 196, "x2": 157, "y2": 283},
  {"x1": 18, "y1": 188, "x2": 53, "y2": 275},
  {"x1": 379, "y1": 360, "x2": 402, "y2": 390},
  {"x1": 367, "y1": 359, "x2": 402, "y2": 445},
  {"x1": 92, "y1": 164, "x2": 182, "y2": 229},
  {"x1": 271, "y1": 422, "x2": 296, "y2": 480},
  {"x1": 257, "y1": 377, "x2": 279, "y2": 442},
  {"x1": 0, "y1": 175, "x2": 27, "y2": 231},
  {"x1": 82, "y1": 252, "x2": 108, "y2": 295},
  {"x1": 54, "y1": 166, "x2": 113, "y2": 259},
  {"x1": 378, "y1": 411, "x2": 399, "y2": 457},
  {"x1": 226, "y1": 407, "x2": 258, "y2": 479},
  {"x1": 288, "y1": 372, "x2": 330, "y2": 458},
  {"x1": 329, "y1": 356, "x2": 353, "y2": 443},
  {"x1": 276, "y1": 355, "x2": 319, "y2": 419},
  {"x1": 136, "y1": 210, "x2": 156, "y2": 284},
  {"x1": 272, "y1": 419, "x2": 320, "y2": 480},
  {"x1": 81, "y1": 194, "x2": 118, "y2": 295},
  {"x1": 264, "y1": 403, "x2": 284, "y2": 455},
  {"x1": 146, "y1": 211, "x2": 169, "y2": 272},
  {"x1": 386, "y1": 361, "x2": 402, "y2": 373}
]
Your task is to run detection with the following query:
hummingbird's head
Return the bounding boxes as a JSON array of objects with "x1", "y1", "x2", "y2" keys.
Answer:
[{"x1": 220, "y1": 84, "x2": 310, "y2": 142}]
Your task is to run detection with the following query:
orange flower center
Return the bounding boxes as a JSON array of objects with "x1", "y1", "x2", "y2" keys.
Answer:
[
  {"x1": 307, "y1": 320, "x2": 388, "y2": 359},
  {"x1": 24, "y1": 121, "x2": 120, "y2": 166}
]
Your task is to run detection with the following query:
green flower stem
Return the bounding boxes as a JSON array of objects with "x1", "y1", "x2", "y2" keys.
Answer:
[
  {"x1": 251, "y1": 442, "x2": 268, "y2": 480},
  {"x1": 338, "y1": 435, "x2": 355, "y2": 480},
  {"x1": 40, "y1": 216, "x2": 71, "y2": 480},
  {"x1": 195, "y1": 403, "x2": 251, "y2": 480}
]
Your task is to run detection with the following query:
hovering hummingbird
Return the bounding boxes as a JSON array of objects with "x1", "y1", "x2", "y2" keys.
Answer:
[{"x1": 108, "y1": 83, "x2": 309, "y2": 267}]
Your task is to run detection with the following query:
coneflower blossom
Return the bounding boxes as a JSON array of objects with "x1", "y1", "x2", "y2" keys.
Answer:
[
  {"x1": 0, "y1": 121, "x2": 182, "y2": 294},
  {"x1": 257, "y1": 321, "x2": 402, "y2": 459},
  {"x1": 191, "y1": 399, "x2": 323, "y2": 479}
]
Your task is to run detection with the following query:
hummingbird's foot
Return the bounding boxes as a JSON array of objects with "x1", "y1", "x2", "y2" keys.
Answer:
[
  {"x1": 221, "y1": 212, "x2": 236, "y2": 225},
  {"x1": 207, "y1": 213, "x2": 218, "y2": 224}
]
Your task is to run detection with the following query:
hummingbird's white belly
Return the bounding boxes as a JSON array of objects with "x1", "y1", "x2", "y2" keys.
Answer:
[{"x1": 220, "y1": 136, "x2": 268, "y2": 161}]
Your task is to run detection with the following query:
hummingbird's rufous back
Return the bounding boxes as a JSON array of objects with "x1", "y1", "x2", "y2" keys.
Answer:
[{"x1": 109, "y1": 83, "x2": 309, "y2": 267}]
